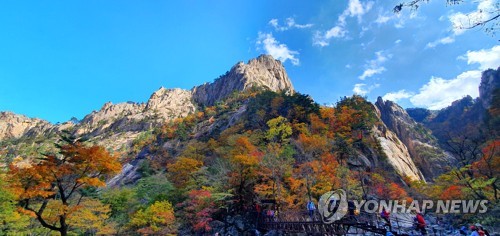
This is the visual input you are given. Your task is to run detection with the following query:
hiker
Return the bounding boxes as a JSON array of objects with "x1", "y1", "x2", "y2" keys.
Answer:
[
  {"x1": 475, "y1": 223, "x2": 487, "y2": 236},
  {"x1": 348, "y1": 200, "x2": 356, "y2": 216},
  {"x1": 459, "y1": 226, "x2": 467, "y2": 235},
  {"x1": 380, "y1": 208, "x2": 391, "y2": 231},
  {"x1": 307, "y1": 200, "x2": 316, "y2": 219},
  {"x1": 470, "y1": 225, "x2": 480, "y2": 236},
  {"x1": 414, "y1": 212, "x2": 427, "y2": 235}
]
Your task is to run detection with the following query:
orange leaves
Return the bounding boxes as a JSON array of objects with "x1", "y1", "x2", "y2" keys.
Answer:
[
  {"x1": 473, "y1": 140, "x2": 500, "y2": 177},
  {"x1": 387, "y1": 182, "x2": 408, "y2": 200},
  {"x1": 60, "y1": 144, "x2": 122, "y2": 180},
  {"x1": 26, "y1": 144, "x2": 123, "y2": 194},
  {"x1": 440, "y1": 185, "x2": 463, "y2": 200},
  {"x1": 8, "y1": 163, "x2": 55, "y2": 200},
  {"x1": 297, "y1": 133, "x2": 329, "y2": 158},
  {"x1": 167, "y1": 157, "x2": 203, "y2": 188},
  {"x1": 310, "y1": 114, "x2": 327, "y2": 135},
  {"x1": 229, "y1": 137, "x2": 262, "y2": 170},
  {"x1": 6, "y1": 142, "x2": 122, "y2": 235},
  {"x1": 371, "y1": 173, "x2": 409, "y2": 200},
  {"x1": 77, "y1": 177, "x2": 106, "y2": 187}
]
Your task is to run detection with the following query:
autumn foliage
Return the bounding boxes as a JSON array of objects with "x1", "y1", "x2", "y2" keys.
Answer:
[{"x1": 8, "y1": 142, "x2": 121, "y2": 236}]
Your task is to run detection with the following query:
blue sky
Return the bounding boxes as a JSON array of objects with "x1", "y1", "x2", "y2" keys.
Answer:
[{"x1": 0, "y1": 0, "x2": 498, "y2": 123}]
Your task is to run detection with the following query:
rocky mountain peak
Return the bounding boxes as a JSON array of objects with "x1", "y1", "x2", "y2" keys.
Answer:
[
  {"x1": 145, "y1": 88, "x2": 196, "y2": 120},
  {"x1": 192, "y1": 54, "x2": 294, "y2": 106},
  {"x1": 0, "y1": 112, "x2": 53, "y2": 140},
  {"x1": 479, "y1": 67, "x2": 500, "y2": 109}
]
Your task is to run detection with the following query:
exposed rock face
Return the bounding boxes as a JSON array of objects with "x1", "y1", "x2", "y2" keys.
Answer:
[
  {"x1": 192, "y1": 55, "x2": 294, "y2": 106},
  {"x1": 74, "y1": 54, "x2": 293, "y2": 136},
  {"x1": 479, "y1": 67, "x2": 500, "y2": 109},
  {"x1": 0, "y1": 112, "x2": 54, "y2": 140},
  {"x1": 67, "y1": 55, "x2": 293, "y2": 148},
  {"x1": 75, "y1": 102, "x2": 146, "y2": 136},
  {"x1": 375, "y1": 97, "x2": 448, "y2": 179},
  {"x1": 372, "y1": 106, "x2": 424, "y2": 181},
  {"x1": 145, "y1": 87, "x2": 196, "y2": 120}
]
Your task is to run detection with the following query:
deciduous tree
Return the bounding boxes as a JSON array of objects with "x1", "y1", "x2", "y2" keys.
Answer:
[{"x1": 8, "y1": 143, "x2": 121, "y2": 236}]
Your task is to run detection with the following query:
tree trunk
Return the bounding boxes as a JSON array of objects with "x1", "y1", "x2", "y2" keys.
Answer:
[{"x1": 59, "y1": 216, "x2": 68, "y2": 236}]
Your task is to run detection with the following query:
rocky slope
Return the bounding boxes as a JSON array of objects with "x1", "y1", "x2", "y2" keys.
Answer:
[
  {"x1": 373, "y1": 104, "x2": 425, "y2": 181},
  {"x1": 0, "y1": 112, "x2": 55, "y2": 140},
  {"x1": 375, "y1": 98, "x2": 449, "y2": 179},
  {"x1": 192, "y1": 54, "x2": 294, "y2": 105}
]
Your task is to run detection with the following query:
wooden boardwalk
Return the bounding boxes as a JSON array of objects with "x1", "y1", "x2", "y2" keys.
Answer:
[{"x1": 257, "y1": 211, "x2": 412, "y2": 235}]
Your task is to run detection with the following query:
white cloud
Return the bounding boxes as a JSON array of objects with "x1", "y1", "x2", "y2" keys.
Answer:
[
  {"x1": 425, "y1": 36, "x2": 455, "y2": 48},
  {"x1": 395, "y1": 39, "x2": 402, "y2": 44},
  {"x1": 410, "y1": 70, "x2": 482, "y2": 109},
  {"x1": 407, "y1": 45, "x2": 499, "y2": 109},
  {"x1": 325, "y1": 26, "x2": 347, "y2": 39},
  {"x1": 375, "y1": 14, "x2": 391, "y2": 24},
  {"x1": 383, "y1": 90, "x2": 414, "y2": 102},
  {"x1": 339, "y1": 0, "x2": 374, "y2": 24},
  {"x1": 269, "y1": 17, "x2": 313, "y2": 31},
  {"x1": 353, "y1": 83, "x2": 380, "y2": 96},
  {"x1": 449, "y1": 0, "x2": 497, "y2": 35},
  {"x1": 313, "y1": 26, "x2": 347, "y2": 47},
  {"x1": 359, "y1": 51, "x2": 391, "y2": 80},
  {"x1": 256, "y1": 32, "x2": 299, "y2": 66},
  {"x1": 313, "y1": 31, "x2": 330, "y2": 47},
  {"x1": 286, "y1": 18, "x2": 313, "y2": 29},
  {"x1": 269, "y1": 19, "x2": 279, "y2": 28},
  {"x1": 462, "y1": 45, "x2": 500, "y2": 70},
  {"x1": 359, "y1": 67, "x2": 386, "y2": 80},
  {"x1": 313, "y1": 0, "x2": 373, "y2": 47}
]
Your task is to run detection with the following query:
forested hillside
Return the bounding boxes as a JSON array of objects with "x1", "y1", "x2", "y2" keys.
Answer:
[{"x1": 0, "y1": 57, "x2": 498, "y2": 235}]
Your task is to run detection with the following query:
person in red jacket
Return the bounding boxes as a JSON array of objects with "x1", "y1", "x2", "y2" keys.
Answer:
[
  {"x1": 380, "y1": 208, "x2": 392, "y2": 231},
  {"x1": 414, "y1": 212, "x2": 427, "y2": 235}
]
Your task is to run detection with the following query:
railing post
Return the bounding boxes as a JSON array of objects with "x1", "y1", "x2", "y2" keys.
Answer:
[{"x1": 395, "y1": 216, "x2": 400, "y2": 235}]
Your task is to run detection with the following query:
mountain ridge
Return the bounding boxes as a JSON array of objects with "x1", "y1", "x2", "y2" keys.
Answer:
[
  {"x1": 2, "y1": 56, "x2": 494, "y2": 184},
  {"x1": 0, "y1": 55, "x2": 294, "y2": 142}
]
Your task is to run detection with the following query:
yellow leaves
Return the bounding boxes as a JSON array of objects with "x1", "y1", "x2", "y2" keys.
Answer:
[
  {"x1": 233, "y1": 154, "x2": 258, "y2": 166},
  {"x1": 266, "y1": 116, "x2": 292, "y2": 143},
  {"x1": 167, "y1": 157, "x2": 203, "y2": 188},
  {"x1": 77, "y1": 177, "x2": 105, "y2": 187},
  {"x1": 68, "y1": 199, "x2": 116, "y2": 235},
  {"x1": 129, "y1": 201, "x2": 177, "y2": 234}
]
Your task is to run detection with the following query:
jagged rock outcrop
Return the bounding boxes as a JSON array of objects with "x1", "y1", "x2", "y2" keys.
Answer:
[
  {"x1": 67, "y1": 54, "x2": 294, "y2": 147},
  {"x1": 1, "y1": 54, "x2": 294, "y2": 142},
  {"x1": 479, "y1": 67, "x2": 500, "y2": 109},
  {"x1": 75, "y1": 54, "x2": 293, "y2": 132},
  {"x1": 0, "y1": 112, "x2": 54, "y2": 140},
  {"x1": 192, "y1": 55, "x2": 294, "y2": 106},
  {"x1": 145, "y1": 87, "x2": 197, "y2": 120},
  {"x1": 372, "y1": 106, "x2": 424, "y2": 181},
  {"x1": 375, "y1": 97, "x2": 449, "y2": 179},
  {"x1": 75, "y1": 101, "x2": 146, "y2": 136}
]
